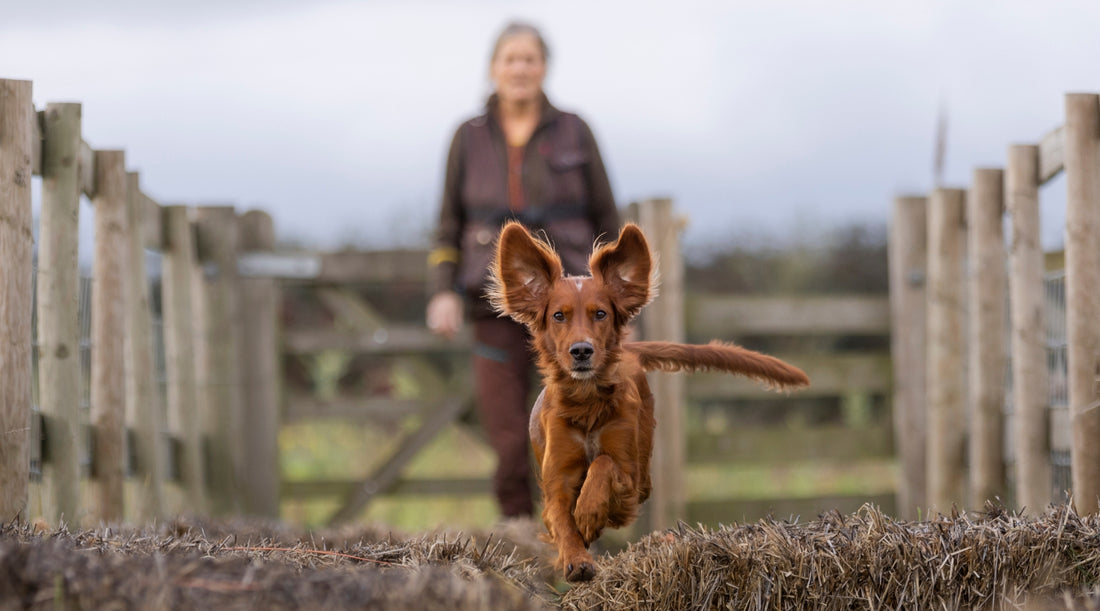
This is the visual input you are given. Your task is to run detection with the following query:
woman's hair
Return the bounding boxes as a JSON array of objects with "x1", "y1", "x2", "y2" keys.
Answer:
[{"x1": 490, "y1": 21, "x2": 550, "y2": 63}]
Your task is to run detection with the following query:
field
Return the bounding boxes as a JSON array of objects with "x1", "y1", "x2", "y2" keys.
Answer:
[
  {"x1": 4, "y1": 505, "x2": 1100, "y2": 609},
  {"x1": 277, "y1": 418, "x2": 896, "y2": 534}
]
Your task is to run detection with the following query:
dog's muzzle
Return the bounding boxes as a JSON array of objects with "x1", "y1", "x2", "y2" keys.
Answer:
[
  {"x1": 568, "y1": 341, "x2": 597, "y2": 379},
  {"x1": 569, "y1": 341, "x2": 595, "y2": 363}
]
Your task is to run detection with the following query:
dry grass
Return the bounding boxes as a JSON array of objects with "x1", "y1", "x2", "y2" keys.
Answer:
[
  {"x1": 4, "y1": 504, "x2": 1100, "y2": 609},
  {"x1": 0, "y1": 516, "x2": 554, "y2": 610},
  {"x1": 562, "y1": 503, "x2": 1100, "y2": 610}
]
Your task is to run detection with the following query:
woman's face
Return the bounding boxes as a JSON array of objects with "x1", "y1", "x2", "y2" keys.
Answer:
[{"x1": 490, "y1": 33, "x2": 546, "y2": 105}]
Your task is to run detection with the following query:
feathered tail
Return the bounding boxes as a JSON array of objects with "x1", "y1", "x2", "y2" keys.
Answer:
[{"x1": 625, "y1": 340, "x2": 810, "y2": 391}]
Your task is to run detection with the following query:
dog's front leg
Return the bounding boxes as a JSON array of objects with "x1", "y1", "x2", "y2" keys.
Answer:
[
  {"x1": 575, "y1": 424, "x2": 638, "y2": 543},
  {"x1": 574, "y1": 454, "x2": 625, "y2": 545},
  {"x1": 540, "y1": 448, "x2": 598, "y2": 581}
]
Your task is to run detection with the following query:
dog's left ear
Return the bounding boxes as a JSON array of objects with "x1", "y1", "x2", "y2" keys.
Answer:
[
  {"x1": 589, "y1": 224, "x2": 653, "y2": 322},
  {"x1": 487, "y1": 222, "x2": 564, "y2": 328}
]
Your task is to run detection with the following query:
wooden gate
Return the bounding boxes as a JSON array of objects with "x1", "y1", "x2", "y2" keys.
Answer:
[{"x1": 272, "y1": 249, "x2": 483, "y2": 525}]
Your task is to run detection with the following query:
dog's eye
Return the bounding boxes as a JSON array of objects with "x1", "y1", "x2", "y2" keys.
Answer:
[
  {"x1": 553, "y1": 311, "x2": 565, "y2": 322},
  {"x1": 594, "y1": 310, "x2": 607, "y2": 321}
]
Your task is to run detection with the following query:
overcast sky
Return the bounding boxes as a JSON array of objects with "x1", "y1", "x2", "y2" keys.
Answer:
[{"x1": 3, "y1": 0, "x2": 1097, "y2": 256}]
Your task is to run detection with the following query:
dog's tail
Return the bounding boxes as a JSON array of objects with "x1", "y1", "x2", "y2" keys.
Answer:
[{"x1": 625, "y1": 340, "x2": 810, "y2": 391}]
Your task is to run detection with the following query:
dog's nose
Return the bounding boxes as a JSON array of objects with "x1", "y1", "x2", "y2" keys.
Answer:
[{"x1": 569, "y1": 342, "x2": 594, "y2": 361}]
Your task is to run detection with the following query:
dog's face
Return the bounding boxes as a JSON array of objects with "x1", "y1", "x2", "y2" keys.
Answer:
[{"x1": 488, "y1": 222, "x2": 653, "y2": 381}]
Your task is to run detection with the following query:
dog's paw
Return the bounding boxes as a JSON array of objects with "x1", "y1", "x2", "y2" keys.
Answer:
[
  {"x1": 574, "y1": 501, "x2": 610, "y2": 545},
  {"x1": 565, "y1": 559, "x2": 599, "y2": 582},
  {"x1": 575, "y1": 512, "x2": 605, "y2": 546}
]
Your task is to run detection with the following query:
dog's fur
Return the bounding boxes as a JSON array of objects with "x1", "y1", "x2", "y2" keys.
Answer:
[{"x1": 487, "y1": 221, "x2": 810, "y2": 582}]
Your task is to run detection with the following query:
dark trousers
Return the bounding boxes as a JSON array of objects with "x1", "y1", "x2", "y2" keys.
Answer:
[{"x1": 473, "y1": 317, "x2": 536, "y2": 518}]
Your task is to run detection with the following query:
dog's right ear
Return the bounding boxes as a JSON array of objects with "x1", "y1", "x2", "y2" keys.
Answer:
[
  {"x1": 589, "y1": 223, "x2": 654, "y2": 322},
  {"x1": 487, "y1": 222, "x2": 563, "y2": 328}
]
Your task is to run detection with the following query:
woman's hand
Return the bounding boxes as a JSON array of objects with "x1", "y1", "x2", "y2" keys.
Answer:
[{"x1": 426, "y1": 291, "x2": 463, "y2": 339}]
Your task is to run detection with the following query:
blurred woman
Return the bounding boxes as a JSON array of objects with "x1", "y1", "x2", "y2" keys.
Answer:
[{"x1": 426, "y1": 22, "x2": 621, "y2": 518}]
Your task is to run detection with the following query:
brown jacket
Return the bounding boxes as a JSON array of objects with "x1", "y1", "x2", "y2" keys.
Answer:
[{"x1": 429, "y1": 94, "x2": 621, "y2": 317}]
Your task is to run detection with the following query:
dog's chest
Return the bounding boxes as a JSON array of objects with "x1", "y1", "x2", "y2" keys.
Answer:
[{"x1": 572, "y1": 429, "x2": 602, "y2": 463}]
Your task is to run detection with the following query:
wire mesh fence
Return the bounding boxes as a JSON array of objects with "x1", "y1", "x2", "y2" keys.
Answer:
[
  {"x1": 1002, "y1": 268, "x2": 1069, "y2": 505},
  {"x1": 1045, "y1": 270, "x2": 1068, "y2": 410},
  {"x1": 1044, "y1": 270, "x2": 1069, "y2": 501},
  {"x1": 29, "y1": 266, "x2": 40, "y2": 481}
]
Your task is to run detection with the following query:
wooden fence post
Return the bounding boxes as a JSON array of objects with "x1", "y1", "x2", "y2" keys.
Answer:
[
  {"x1": 967, "y1": 168, "x2": 1007, "y2": 508},
  {"x1": 888, "y1": 195, "x2": 928, "y2": 519},
  {"x1": 1006, "y1": 144, "x2": 1050, "y2": 513},
  {"x1": 194, "y1": 206, "x2": 244, "y2": 515},
  {"x1": 37, "y1": 102, "x2": 84, "y2": 525},
  {"x1": 91, "y1": 150, "x2": 128, "y2": 523},
  {"x1": 162, "y1": 205, "x2": 206, "y2": 513},
  {"x1": 637, "y1": 198, "x2": 686, "y2": 530},
  {"x1": 238, "y1": 209, "x2": 281, "y2": 517},
  {"x1": 926, "y1": 187, "x2": 968, "y2": 515},
  {"x1": 0, "y1": 78, "x2": 34, "y2": 524},
  {"x1": 124, "y1": 172, "x2": 164, "y2": 519},
  {"x1": 1063, "y1": 93, "x2": 1100, "y2": 514}
]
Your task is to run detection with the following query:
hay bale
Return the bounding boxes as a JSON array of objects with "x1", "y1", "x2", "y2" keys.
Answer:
[
  {"x1": 159, "y1": 514, "x2": 557, "y2": 585},
  {"x1": 0, "y1": 520, "x2": 554, "y2": 610},
  {"x1": 561, "y1": 504, "x2": 1100, "y2": 610},
  {"x1": 436, "y1": 517, "x2": 558, "y2": 586},
  {"x1": 10, "y1": 506, "x2": 1100, "y2": 609}
]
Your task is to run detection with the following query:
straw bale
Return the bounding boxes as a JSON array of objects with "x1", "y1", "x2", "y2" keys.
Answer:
[
  {"x1": 6, "y1": 506, "x2": 1100, "y2": 609},
  {"x1": 0, "y1": 519, "x2": 554, "y2": 610},
  {"x1": 562, "y1": 504, "x2": 1100, "y2": 610}
]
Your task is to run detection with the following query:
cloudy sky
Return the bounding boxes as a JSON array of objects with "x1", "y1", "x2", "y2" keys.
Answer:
[{"x1": 3, "y1": 0, "x2": 1097, "y2": 255}]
